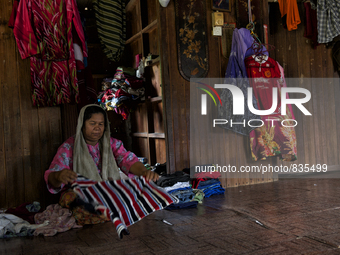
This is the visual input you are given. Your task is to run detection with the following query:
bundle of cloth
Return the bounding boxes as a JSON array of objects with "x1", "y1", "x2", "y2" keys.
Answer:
[
  {"x1": 98, "y1": 67, "x2": 145, "y2": 120},
  {"x1": 155, "y1": 171, "x2": 204, "y2": 210},
  {"x1": 192, "y1": 171, "x2": 225, "y2": 198}
]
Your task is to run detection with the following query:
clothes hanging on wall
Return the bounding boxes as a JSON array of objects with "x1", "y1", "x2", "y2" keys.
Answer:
[
  {"x1": 303, "y1": 1, "x2": 319, "y2": 49},
  {"x1": 218, "y1": 28, "x2": 265, "y2": 136},
  {"x1": 278, "y1": 0, "x2": 301, "y2": 31},
  {"x1": 12, "y1": 0, "x2": 87, "y2": 107},
  {"x1": 317, "y1": 0, "x2": 340, "y2": 44},
  {"x1": 245, "y1": 56, "x2": 297, "y2": 161},
  {"x1": 93, "y1": 0, "x2": 126, "y2": 62}
]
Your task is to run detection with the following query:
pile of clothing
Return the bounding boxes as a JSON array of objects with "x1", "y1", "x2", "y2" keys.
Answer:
[
  {"x1": 0, "y1": 202, "x2": 79, "y2": 238},
  {"x1": 192, "y1": 171, "x2": 225, "y2": 198},
  {"x1": 98, "y1": 67, "x2": 145, "y2": 120},
  {"x1": 155, "y1": 171, "x2": 204, "y2": 210},
  {"x1": 195, "y1": 179, "x2": 225, "y2": 198}
]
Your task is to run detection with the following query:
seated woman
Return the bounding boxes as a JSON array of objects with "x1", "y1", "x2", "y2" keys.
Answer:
[{"x1": 45, "y1": 104, "x2": 159, "y2": 194}]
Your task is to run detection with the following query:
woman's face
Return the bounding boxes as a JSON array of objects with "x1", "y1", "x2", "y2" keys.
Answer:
[{"x1": 82, "y1": 113, "x2": 105, "y2": 146}]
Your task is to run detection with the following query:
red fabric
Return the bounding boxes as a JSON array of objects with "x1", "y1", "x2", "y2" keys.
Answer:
[
  {"x1": 124, "y1": 77, "x2": 144, "y2": 89},
  {"x1": 245, "y1": 56, "x2": 282, "y2": 116},
  {"x1": 8, "y1": 0, "x2": 19, "y2": 28},
  {"x1": 115, "y1": 88, "x2": 130, "y2": 98},
  {"x1": 5, "y1": 203, "x2": 43, "y2": 224},
  {"x1": 192, "y1": 174, "x2": 221, "y2": 189},
  {"x1": 303, "y1": 2, "x2": 319, "y2": 49},
  {"x1": 245, "y1": 56, "x2": 297, "y2": 161},
  {"x1": 12, "y1": 0, "x2": 87, "y2": 106}
]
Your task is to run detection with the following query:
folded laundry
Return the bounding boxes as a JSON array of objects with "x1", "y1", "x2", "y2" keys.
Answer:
[
  {"x1": 163, "y1": 181, "x2": 191, "y2": 192},
  {"x1": 167, "y1": 186, "x2": 192, "y2": 193},
  {"x1": 72, "y1": 175, "x2": 178, "y2": 239},
  {"x1": 197, "y1": 181, "x2": 225, "y2": 198},
  {"x1": 169, "y1": 189, "x2": 195, "y2": 203},
  {"x1": 192, "y1": 177, "x2": 221, "y2": 189},
  {"x1": 155, "y1": 171, "x2": 190, "y2": 187}
]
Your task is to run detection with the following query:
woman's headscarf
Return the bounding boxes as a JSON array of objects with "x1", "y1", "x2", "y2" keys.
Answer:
[{"x1": 73, "y1": 104, "x2": 121, "y2": 181}]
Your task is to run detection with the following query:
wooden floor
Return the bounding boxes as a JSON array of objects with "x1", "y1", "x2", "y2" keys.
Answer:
[{"x1": 2, "y1": 172, "x2": 340, "y2": 254}]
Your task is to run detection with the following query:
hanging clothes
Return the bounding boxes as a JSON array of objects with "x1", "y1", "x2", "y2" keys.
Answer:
[
  {"x1": 278, "y1": 0, "x2": 301, "y2": 31},
  {"x1": 317, "y1": 0, "x2": 340, "y2": 44},
  {"x1": 12, "y1": 0, "x2": 87, "y2": 106},
  {"x1": 245, "y1": 56, "x2": 297, "y2": 161},
  {"x1": 303, "y1": 1, "x2": 319, "y2": 49},
  {"x1": 218, "y1": 28, "x2": 265, "y2": 136},
  {"x1": 93, "y1": 0, "x2": 126, "y2": 62},
  {"x1": 72, "y1": 175, "x2": 178, "y2": 239}
]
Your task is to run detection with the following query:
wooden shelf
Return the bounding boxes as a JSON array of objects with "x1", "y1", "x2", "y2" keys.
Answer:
[
  {"x1": 127, "y1": 0, "x2": 165, "y2": 166},
  {"x1": 149, "y1": 96, "x2": 162, "y2": 103},
  {"x1": 126, "y1": 33, "x2": 142, "y2": 45},
  {"x1": 126, "y1": 0, "x2": 139, "y2": 12},
  {"x1": 142, "y1": 20, "x2": 157, "y2": 33},
  {"x1": 149, "y1": 133, "x2": 165, "y2": 138},
  {"x1": 132, "y1": 132, "x2": 148, "y2": 138},
  {"x1": 145, "y1": 56, "x2": 160, "y2": 67},
  {"x1": 132, "y1": 132, "x2": 165, "y2": 139},
  {"x1": 126, "y1": 20, "x2": 157, "y2": 44}
]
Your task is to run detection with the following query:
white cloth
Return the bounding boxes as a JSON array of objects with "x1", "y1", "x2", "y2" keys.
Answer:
[
  {"x1": 163, "y1": 181, "x2": 191, "y2": 192},
  {"x1": 0, "y1": 213, "x2": 48, "y2": 238}
]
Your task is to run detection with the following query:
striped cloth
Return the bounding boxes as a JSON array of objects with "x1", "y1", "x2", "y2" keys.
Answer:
[
  {"x1": 93, "y1": 0, "x2": 126, "y2": 62},
  {"x1": 71, "y1": 175, "x2": 178, "y2": 238}
]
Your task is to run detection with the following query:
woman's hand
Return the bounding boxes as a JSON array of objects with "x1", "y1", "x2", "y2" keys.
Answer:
[
  {"x1": 48, "y1": 169, "x2": 77, "y2": 188},
  {"x1": 56, "y1": 169, "x2": 78, "y2": 185},
  {"x1": 129, "y1": 161, "x2": 159, "y2": 182},
  {"x1": 142, "y1": 169, "x2": 159, "y2": 182}
]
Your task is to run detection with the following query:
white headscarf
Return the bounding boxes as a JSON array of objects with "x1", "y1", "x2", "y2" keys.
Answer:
[{"x1": 73, "y1": 104, "x2": 121, "y2": 181}]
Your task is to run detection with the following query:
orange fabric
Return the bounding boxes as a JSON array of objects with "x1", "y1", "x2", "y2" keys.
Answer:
[
  {"x1": 59, "y1": 189, "x2": 109, "y2": 225},
  {"x1": 278, "y1": 0, "x2": 301, "y2": 31}
]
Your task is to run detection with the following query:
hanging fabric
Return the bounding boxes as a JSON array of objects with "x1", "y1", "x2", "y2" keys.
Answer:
[
  {"x1": 317, "y1": 0, "x2": 340, "y2": 44},
  {"x1": 93, "y1": 0, "x2": 126, "y2": 62},
  {"x1": 277, "y1": 0, "x2": 301, "y2": 31},
  {"x1": 303, "y1": 1, "x2": 319, "y2": 49},
  {"x1": 218, "y1": 28, "x2": 264, "y2": 136},
  {"x1": 245, "y1": 56, "x2": 297, "y2": 161},
  {"x1": 12, "y1": 0, "x2": 87, "y2": 106}
]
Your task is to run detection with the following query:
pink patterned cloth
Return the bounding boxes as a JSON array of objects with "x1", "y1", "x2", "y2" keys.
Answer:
[
  {"x1": 44, "y1": 136, "x2": 139, "y2": 194},
  {"x1": 12, "y1": 0, "x2": 87, "y2": 106},
  {"x1": 33, "y1": 204, "x2": 82, "y2": 237}
]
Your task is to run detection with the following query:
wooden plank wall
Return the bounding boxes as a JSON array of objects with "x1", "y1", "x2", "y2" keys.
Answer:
[
  {"x1": 160, "y1": 0, "x2": 234, "y2": 173},
  {"x1": 0, "y1": 1, "x2": 63, "y2": 208},
  {"x1": 160, "y1": 0, "x2": 340, "y2": 188},
  {"x1": 159, "y1": 0, "x2": 274, "y2": 188},
  {"x1": 269, "y1": 2, "x2": 340, "y2": 170}
]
